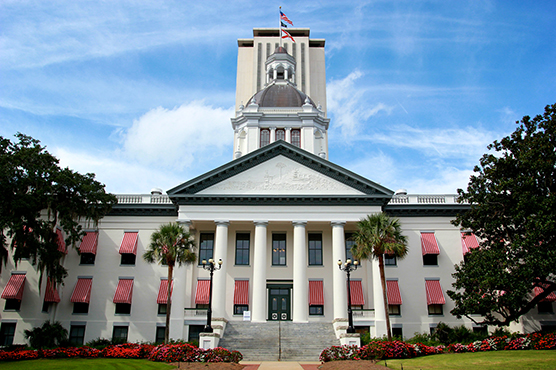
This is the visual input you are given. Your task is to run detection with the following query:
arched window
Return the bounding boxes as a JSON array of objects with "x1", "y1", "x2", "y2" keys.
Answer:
[
  {"x1": 260, "y1": 129, "x2": 270, "y2": 147},
  {"x1": 291, "y1": 129, "x2": 301, "y2": 147},
  {"x1": 275, "y1": 129, "x2": 285, "y2": 141}
]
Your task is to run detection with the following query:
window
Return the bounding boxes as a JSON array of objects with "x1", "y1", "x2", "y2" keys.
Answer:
[
  {"x1": 112, "y1": 326, "x2": 128, "y2": 343},
  {"x1": 69, "y1": 325, "x2": 85, "y2": 346},
  {"x1": 158, "y1": 304, "x2": 167, "y2": 315},
  {"x1": 120, "y1": 253, "x2": 136, "y2": 265},
  {"x1": 198, "y1": 233, "x2": 214, "y2": 265},
  {"x1": 188, "y1": 325, "x2": 204, "y2": 342},
  {"x1": 155, "y1": 326, "x2": 165, "y2": 344},
  {"x1": 276, "y1": 129, "x2": 285, "y2": 141},
  {"x1": 0, "y1": 322, "x2": 16, "y2": 346},
  {"x1": 260, "y1": 129, "x2": 270, "y2": 147},
  {"x1": 80, "y1": 253, "x2": 95, "y2": 265},
  {"x1": 308, "y1": 234, "x2": 323, "y2": 265},
  {"x1": 388, "y1": 305, "x2": 401, "y2": 316},
  {"x1": 428, "y1": 304, "x2": 443, "y2": 315},
  {"x1": 235, "y1": 233, "x2": 250, "y2": 265},
  {"x1": 42, "y1": 301, "x2": 51, "y2": 313},
  {"x1": 345, "y1": 233, "x2": 355, "y2": 261},
  {"x1": 538, "y1": 301, "x2": 554, "y2": 314},
  {"x1": 4, "y1": 299, "x2": 21, "y2": 311},
  {"x1": 392, "y1": 327, "x2": 403, "y2": 339},
  {"x1": 234, "y1": 305, "x2": 249, "y2": 315},
  {"x1": 115, "y1": 303, "x2": 131, "y2": 315},
  {"x1": 423, "y1": 254, "x2": 438, "y2": 266},
  {"x1": 291, "y1": 129, "x2": 301, "y2": 147},
  {"x1": 73, "y1": 302, "x2": 89, "y2": 314},
  {"x1": 272, "y1": 233, "x2": 286, "y2": 266},
  {"x1": 309, "y1": 305, "x2": 323, "y2": 315},
  {"x1": 385, "y1": 254, "x2": 397, "y2": 266}
]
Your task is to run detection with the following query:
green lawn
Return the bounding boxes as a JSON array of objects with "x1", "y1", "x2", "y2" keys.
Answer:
[
  {"x1": 378, "y1": 350, "x2": 556, "y2": 370},
  {"x1": 0, "y1": 358, "x2": 175, "y2": 370}
]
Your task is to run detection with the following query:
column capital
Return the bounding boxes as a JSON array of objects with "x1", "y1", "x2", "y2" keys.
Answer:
[
  {"x1": 269, "y1": 127, "x2": 276, "y2": 131},
  {"x1": 215, "y1": 220, "x2": 230, "y2": 227},
  {"x1": 253, "y1": 221, "x2": 268, "y2": 227},
  {"x1": 292, "y1": 221, "x2": 307, "y2": 227},
  {"x1": 177, "y1": 219, "x2": 192, "y2": 226},
  {"x1": 331, "y1": 221, "x2": 346, "y2": 227}
]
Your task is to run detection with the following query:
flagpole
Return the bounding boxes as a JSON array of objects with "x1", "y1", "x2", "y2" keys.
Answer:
[{"x1": 279, "y1": 6, "x2": 282, "y2": 48}]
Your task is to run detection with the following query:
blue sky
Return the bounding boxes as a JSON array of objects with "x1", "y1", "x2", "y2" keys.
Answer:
[{"x1": 1, "y1": 0, "x2": 555, "y2": 194}]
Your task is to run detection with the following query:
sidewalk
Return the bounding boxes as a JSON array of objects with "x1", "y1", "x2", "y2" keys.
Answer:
[{"x1": 241, "y1": 361, "x2": 321, "y2": 370}]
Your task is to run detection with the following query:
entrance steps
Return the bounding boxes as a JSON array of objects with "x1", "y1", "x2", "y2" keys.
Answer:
[{"x1": 218, "y1": 321, "x2": 339, "y2": 361}]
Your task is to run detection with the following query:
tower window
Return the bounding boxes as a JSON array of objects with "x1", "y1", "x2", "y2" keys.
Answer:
[
  {"x1": 276, "y1": 129, "x2": 285, "y2": 141},
  {"x1": 291, "y1": 129, "x2": 300, "y2": 147},
  {"x1": 260, "y1": 129, "x2": 270, "y2": 147}
]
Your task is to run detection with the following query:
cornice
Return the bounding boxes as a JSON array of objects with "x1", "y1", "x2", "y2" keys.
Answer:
[
  {"x1": 108, "y1": 204, "x2": 178, "y2": 217},
  {"x1": 384, "y1": 204, "x2": 470, "y2": 217}
]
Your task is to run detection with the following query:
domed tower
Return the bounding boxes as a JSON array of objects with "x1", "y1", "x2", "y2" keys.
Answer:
[{"x1": 232, "y1": 28, "x2": 329, "y2": 159}]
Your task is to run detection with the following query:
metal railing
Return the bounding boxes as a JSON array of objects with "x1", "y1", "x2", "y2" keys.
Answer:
[{"x1": 116, "y1": 194, "x2": 172, "y2": 204}]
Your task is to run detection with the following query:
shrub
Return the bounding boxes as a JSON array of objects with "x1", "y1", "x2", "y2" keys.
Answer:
[
  {"x1": 86, "y1": 337, "x2": 112, "y2": 349},
  {"x1": 319, "y1": 345, "x2": 359, "y2": 362},
  {"x1": 24, "y1": 321, "x2": 68, "y2": 349},
  {"x1": 148, "y1": 343, "x2": 242, "y2": 363}
]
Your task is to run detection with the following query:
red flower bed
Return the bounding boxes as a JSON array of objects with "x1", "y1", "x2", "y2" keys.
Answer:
[{"x1": 148, "y1": 343, "x2": 242, "y2": 363}]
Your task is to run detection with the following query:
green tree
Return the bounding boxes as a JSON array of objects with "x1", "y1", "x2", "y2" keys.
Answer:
[
  {"x1": 352, "y1": 213, "x2": 408, "y2": 341},
  {"x1": 449, "y1": 103, "x2": 556, "y2": 326},
  {"x1": 143, "y1": 222, "x2": 196, "y2": 343},
  {"x1": 24, "y1": 321, "x2": 68, "y2": 349},
  {"x1": 0, "y1": 133, "x2": 116, "y2": 287}
]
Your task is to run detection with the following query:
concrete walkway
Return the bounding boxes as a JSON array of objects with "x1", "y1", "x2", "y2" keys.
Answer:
[{"x1": 241, "y1": 361, "x2": 321, "y2": 370}]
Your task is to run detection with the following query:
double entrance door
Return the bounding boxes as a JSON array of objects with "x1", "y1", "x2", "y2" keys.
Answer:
[{"x1": 268, "y1": 284, "x2": 291, "y2": 321}]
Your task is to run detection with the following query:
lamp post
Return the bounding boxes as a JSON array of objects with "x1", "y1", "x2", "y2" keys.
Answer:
[
  {"x1": 338, "y1": 259, "x2": 359, "y2": 333},
  {"x1": 201, "y1": 258, "x2": 222, "y2": 333}
]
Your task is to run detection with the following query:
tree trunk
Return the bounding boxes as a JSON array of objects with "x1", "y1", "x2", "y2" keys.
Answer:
[
  {"x1": 378, "y1": 255, "x2": 392, "y2": 341},
  {"x1": 165, "y1": 263, "x2": 173, "y2": 344}
]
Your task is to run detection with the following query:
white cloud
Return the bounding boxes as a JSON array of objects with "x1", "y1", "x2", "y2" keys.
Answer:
[
  {"x1": 328, "y1": 70, "x2": 393, "y2": 137},
  {"x1": 404, "y1": 166, "x2": 474, "y2": 194},
  {"x1": 122, "y1": 101, "x2": 234, "y2": 171}
]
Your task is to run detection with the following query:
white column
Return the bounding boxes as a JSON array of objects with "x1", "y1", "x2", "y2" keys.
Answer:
[
  {"x1": 331, "y1": 221, "x2": 348, "y2": 320},
  {"x1": 285, "y1": 128, "x2": 291, "y2": 143},
  {"x1": 292, "y1": 221, "x2": 308, "y2": 322},
  {"x1": 212, "y1": 220, "x2": 229, "y2": 319},
  {"x1": 372, "y1": 258, "x2": 387, "y2": 337},
  {"x1": 252, "y1": 221, "x2": 268, "y2": 322},
  {"x1": 270, "y1": 127, "x2": 276, "y2": 143}
]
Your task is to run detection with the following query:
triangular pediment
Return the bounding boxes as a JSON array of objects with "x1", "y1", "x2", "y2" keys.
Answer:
[{"x1": 168, "y1": 141, "x2": 393, "y2": 205}]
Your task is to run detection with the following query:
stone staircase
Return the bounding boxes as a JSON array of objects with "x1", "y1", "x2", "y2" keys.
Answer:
[{"x1": 218, "y1": 321, "x2": 339, "y2": 361}]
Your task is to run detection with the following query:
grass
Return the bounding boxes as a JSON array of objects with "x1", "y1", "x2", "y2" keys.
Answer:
[
  {"x1": 378, "y1": 350, "x2": 556, "y2": 370},
  {"x1": 0, "y1": 358, "x2": 175, "y2": 370}
]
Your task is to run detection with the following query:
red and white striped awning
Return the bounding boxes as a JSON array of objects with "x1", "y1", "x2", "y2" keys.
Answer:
[
  {"x1": 461, "y1": 232, "x2": 479, "y2": 255},
  {"x1": 195, "y1": 280, "x2": 210, "y2": 305},
  {"x1": 234, "y1": 280, "x2": 249, "y2": 305},
  {"x1": 71, "y1": 278, "x2": 93, "y2": 303},
  {"x1": 534, "y1": 284, "x2": 556, "y2": 302},
  {"x1": 157, "y1": 279, "x2": 173, "y2": 304},
  {"x1": 1, "y1": 273, "x2": 26, "y2": 300},
  {"x1": 119, "y1": 232, "x2": 138, "y2": 255},
  {"x1": 349, "y1": 280, "x2": 365, "y2": 306},
  {"x1": 386, "y1": 280, "x2": 402, "y2": 305},
  {"x1": 421, "y1": 232, "x2": 440, "y2": 255},
  {"x1": 425, "y1": 279, "x2": 446, "y2": 305},
  {"x1": 44, "y1": 278, "x2": 61, "y2": 303},
  {"x1": 309, "y1": 280, "x2": 324, "y2": 306},
  {"x1": 79, "y1": 232, "x2": 98, "y2": 254},
  {"x1": 113, "y1": 279, "x2": 134, "y2": 304},
  {"x1": 56, "y1": 228, "x2": 67, "y2": 254}
]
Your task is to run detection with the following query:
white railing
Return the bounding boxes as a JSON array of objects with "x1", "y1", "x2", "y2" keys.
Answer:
[
  {"x1": 388, "y1": 194, "x2": 462, "y2": 205},
  {"x1": 352, "y1": 309, "x2": 375, "y2": 319},
  {"x1": 116, "y1": 194, "x2": 172, "y2": 204}
]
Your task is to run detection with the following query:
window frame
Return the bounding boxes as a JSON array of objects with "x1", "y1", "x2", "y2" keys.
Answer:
[
  {"x1": 112, "y1": 326, "x2": 129, "y2": 343},
  {"x1": 158, "y1": 304, "x2": 167, "y2": 315},
  {"x1": 235, "y1": 233, "x2": 250, "y2": 265},
  {"x1": 115, "y1": 303, "x2": 131, "y2": 315},
  {"x1": 120, "y1": 253, "x2": 136, "y2": 265},
  {"x1": 198, "y1": 233, "x2": 215, "y2": 265},
  {"x1": 80, "y1": 253, "x2": 96, "y2": 265},
  {"x1": 308, "y1": 233, "x2": 323, "y2": 266},
  {"x1": 423, "y1": 254, "x2": 438, "y2": 266},
  {"x1": 538, "y1": 301, "x2": 554, "y2": 314},
  {"x1": 73, "y1": 302, "x2": 89, "y2": 314},
  {"x1": 260, "y1": 128, "x2": 270, "y2": 147},
  {"x1": 275, "y1": 129, "x2": 285, "y2": 141},
  {"x1": 0, "y1": 322, "x2": 16, "y2": 346},
  {"x1": 384, "y1": 254, "x2": 397, "y2": 266},
  {"x1": 234, "y1": 304, "x2": 249, "y2": 315},
  {"x1": 69, "y1": 325, "x2": 86, "y2": 346},
  {"x1": 428, "y1": 304, "x2": 443, "y2": 315},
  {"x1": 272, "y1": 233, "x2": 287, "y2": 266},
  {"x1": 291, "y1": 129, "x2": 301, "y2": 147},
  {"x1": 388, "y1": 304, "x2": 401, "y2": 316},
  {"x1": 4, "y1": 299, "x2": 21, "y2": 311},
  {"x1": 155, "y1": 326, "x2": 165, "y2": 344},
  {"x1": 345, "y1": 233, "x2": 355, "y2": 261},
  {"x1": 309, "y1": 305, "x2": 324, "y2": 316}
]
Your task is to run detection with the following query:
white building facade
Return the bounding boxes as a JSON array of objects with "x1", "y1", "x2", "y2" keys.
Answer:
[{"x1": 2, "y1": 28, "x2": 555, "y2": 348}]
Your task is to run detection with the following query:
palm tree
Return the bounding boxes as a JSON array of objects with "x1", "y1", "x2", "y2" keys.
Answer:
[
  {"x1": 143, "y1": 222, "x2": 196, "y2": 344},
  {"x1": 352, "y1": 213, "x2": 408, "y2": 341}
]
